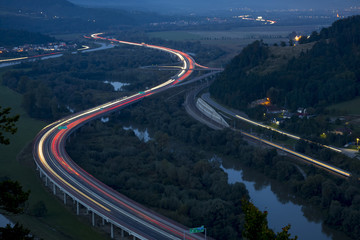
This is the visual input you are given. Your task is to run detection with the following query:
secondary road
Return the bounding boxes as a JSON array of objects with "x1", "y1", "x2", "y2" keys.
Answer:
[
  {"x1": 198, "y1": 93, "x2": 351, "y2": 177},
  {"x1": 202, "y1": 93, "x2": 342, "y2": 153},
  {"x1": 33, "y1": 33, "x2": 208, "y2": 240}
]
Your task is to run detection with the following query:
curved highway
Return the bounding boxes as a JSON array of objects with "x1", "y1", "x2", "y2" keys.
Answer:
[{"x1": 33, "y1": 33, "x2": 206, "y2": 240}]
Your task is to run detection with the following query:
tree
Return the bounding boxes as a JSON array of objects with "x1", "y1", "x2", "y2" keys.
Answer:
[
  {"x1": 0, "y1": 223, "x2": 33, "y2": 240},
  {"x1": 0, "y1": 106, "x2": 28, "y2": 214},
  {"x1": 0, "y1": 180, "x2": 30, "y2": 214},
  {"x1": 0, "y1": 180, "x2": 31, "y2": 238},
  {"x1": 0, "y1": 106, "x2": 19, "y2": 145},
  {"x1": 242, "y1": 198, "x2": 275, "y2": 240},
  {"x1": 241, "y1": 198, "x2": 297, "y2": 240},
  {"x1": 0, "y1": 110, "x2": 32, "y2": 238},
  {"x1": 276, "y1": 225, "x2": 298, "y2": 240}
]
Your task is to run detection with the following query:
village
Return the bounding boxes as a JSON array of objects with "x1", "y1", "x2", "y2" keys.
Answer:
[{"x1": 0, "y1": 42, "x2": 78, "y2": 59}]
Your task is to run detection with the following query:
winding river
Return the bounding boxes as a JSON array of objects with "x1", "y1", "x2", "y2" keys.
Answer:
[{"x1": 221, "y1": 158, "x2": 351, "y2": 240}]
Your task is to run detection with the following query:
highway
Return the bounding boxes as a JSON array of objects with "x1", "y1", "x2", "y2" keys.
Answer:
[{"x1": 33, "y1": 33, "x2": 206, "y2": 240}]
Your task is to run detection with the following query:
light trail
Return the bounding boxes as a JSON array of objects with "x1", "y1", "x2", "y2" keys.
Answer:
[
  {"x1": 0, "y1": 56, "x2": 28, "y2": 62},
  {"x1": 37, "y1": 123, "x2": 111, "y2": 212},
  {"x1": 235, "y1": 115, "x2": 342, "y2": 153},
  {"x1": 0, "y1": 52, "x2": 62, "y2": 63},
  {"x1": 77, "y1": 45, "x2": 90, "y2": 51},
  {"x1": 238, "y1": 129, "x2": 351, "y2": 177}
]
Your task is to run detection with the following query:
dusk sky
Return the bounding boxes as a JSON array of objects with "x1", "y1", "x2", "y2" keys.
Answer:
[{"x1": 69, "y1": 0, "x2": 359, "y2": 13}]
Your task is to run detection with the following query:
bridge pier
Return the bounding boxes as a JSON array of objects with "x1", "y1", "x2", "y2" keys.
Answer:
[
  {"x1": 92, "y1": 212, "x2": 95, "y2": 226},
  {"x1": 63, "y1": 192, "x2": 66, "y2": 204},
  {"x1": 102, "y1": 218, "x2": 105, "y2": 225},
  {"x1": 121, "y1": 229, "x2": 124, "y2": 239},
  {"x1": 45, "y1": 176, "x2": 48, "y2": 186},
  {"x1": 53, "y1": 183, "x2": 56, "y2": 195},
  {"x1": 110, "y1": 223, "x2": 114, "y2": 239},
  {"x1": 76, "y1": 201, "x2": 79, "y2": 215}
]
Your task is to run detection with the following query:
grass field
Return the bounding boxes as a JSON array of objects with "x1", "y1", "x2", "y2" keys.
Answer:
[
  {"x1": 147, "y1": 27, "x2": 290, "y2": 62},
  {"x1": 147, "y1": 25, "x2": 323, "y2": 54},
  {"x1": 327, "y1": 97, "x2": 360, "y2": 115},
  {"x1": 148, "y1": 31, "x2": 202, "y2": 41},
  {"x1": 0, "y1": 76, "x2": 108, "y2": 240}
]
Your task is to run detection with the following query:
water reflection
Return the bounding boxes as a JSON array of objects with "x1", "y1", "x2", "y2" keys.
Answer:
[{"x1": 221, "y1": 158, "x2": 350, "y2": 240}]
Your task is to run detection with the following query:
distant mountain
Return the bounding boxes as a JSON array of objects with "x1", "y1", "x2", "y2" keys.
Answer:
[
  {"x1": 1, "y1": 0, "x2": 75, "y2": 8},
  {"x1": 0, "y1": 0, "x2": 165, "y2": 33},
  {"x1": 1, "y1": 0, "x2": 80, "y2": 17}
]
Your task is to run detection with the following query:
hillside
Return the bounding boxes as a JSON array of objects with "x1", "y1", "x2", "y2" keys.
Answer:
[
  {"x1": 0, "y1": 0, "x2": 164, "y2": 33},
  {"x1": 210, "y1": 15, "x2": 360, "y2": 112}
]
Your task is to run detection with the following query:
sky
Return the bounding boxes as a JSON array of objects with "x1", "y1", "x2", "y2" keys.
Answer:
[{"x1": 68, "y1": 0, "x2": 359, "y2": 13}]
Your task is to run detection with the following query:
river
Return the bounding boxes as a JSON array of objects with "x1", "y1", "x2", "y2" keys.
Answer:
[{"x1": 221, "y1": 158, "x2": 350, "y2": 240}]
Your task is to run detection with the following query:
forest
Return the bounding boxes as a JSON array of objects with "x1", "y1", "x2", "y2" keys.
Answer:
[
  {"x1": 67, "y1": 88, "x2": 360, "y2": 239},
  {"x1": 210, "y1": 15, "x2": 360, "y2": 111},
  {"x1": 0, "y1": 29, "x2": 56, "y2": 47},
  {"x1": 1, "y1": 46, "x2": 175, "y2": 120}
]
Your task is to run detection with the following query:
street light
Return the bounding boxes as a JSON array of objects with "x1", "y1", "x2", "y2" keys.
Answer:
[{"x1": 357, "y1": 138, "x2": 359, "y2": 150}]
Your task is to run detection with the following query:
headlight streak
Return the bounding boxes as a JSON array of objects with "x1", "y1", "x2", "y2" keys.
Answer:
[
  {"x1": 235, "y1": 120, "x2": 351, "y2": 177},
  {"x1": 235, "y1": 114, "x2": 342, "y2": 153}
]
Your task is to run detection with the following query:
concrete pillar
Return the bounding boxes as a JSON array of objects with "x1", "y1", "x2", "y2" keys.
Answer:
[
  {"x1": 45, "y1": 176, "x2": 48, "y2": 186},
  {"x1": 111, "y1": 223, "x2": 114, "y2": 239},
  {"x1": 92, "y1": 212, "x2": 95, "y2": 226},
  {"x1": 63, "y1": 192, "x2": 66, "y2": 204},
  {"x1": 76, "y1": 201, "x2": 79, "y2": 215},
  {"x1": 86, "y1": 208, "x2": 89, "y2": 215},
  {"x1": 133, "y1": 236, "x2": 136, "y2": 240},
  {"x1": 121, "y1": 229, "x2": 124, "y2": 239},
  {"x1": 102, "y1": 218, "x2": 105, "y2": 225},
  {"x1": 39, "y1": 170, "x2": 42, "y2": 177},
  {"x1": 53, "y1": 183, "x2": 56, "y2": 195}
]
